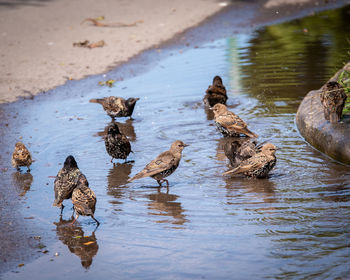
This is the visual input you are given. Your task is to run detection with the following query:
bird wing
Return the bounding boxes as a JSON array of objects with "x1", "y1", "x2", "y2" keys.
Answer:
[
  {"x1": 218, "y1": 113, "x2": 258, "y2": 138},
  {"x1": 206, "y1": 85, "x2": 226, "y2": 96},
  {"x1": 223, "y1": 154, "x2": 266, "y2": 175},
  {"x1": 129, "y1": 151, "x2": 176, "y2": 181},
  {"x1": 72, "y1": 187, "x2": 96, "y2": 215}
]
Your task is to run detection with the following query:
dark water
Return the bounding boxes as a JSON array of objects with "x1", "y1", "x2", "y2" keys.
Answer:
[{"x1": 1, "y1": 5, "x2": 350, "y2": 280}]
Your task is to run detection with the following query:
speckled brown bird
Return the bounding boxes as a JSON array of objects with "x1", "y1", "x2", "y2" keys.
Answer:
[
  {"x1": 71, "y1": 174, "x2": 99, "y2": 226},
  {"x1": 212, "y1": 103, "x2": 258, "y2": 138},
  {"x1": 11, "y1": 142, "x2": 32, "y2": 171},
  {"x1": 203, "y1": 76, "x2": 228, "y2": 107},
  {"x1": 320, "y1": 81, "x2": 347, "y2": 123},
  {"x1": 53, "y1": 155, "x2": 81, "y2": 214},
  {"x1": 128, "y1": 140, "x2": 188, "y2": 187},
  {"x1": 105, "y1": 122, "x2": 132, "y2": 163},
  {"x1": 90, "y1": 96, "x2": 139, "y2": 120},
  {"x1": 223, "y1": 143, "x2": 277, "y2": 178},
  {"x1": 224, "y1": 137, "x2": 258, "y2": 168}
]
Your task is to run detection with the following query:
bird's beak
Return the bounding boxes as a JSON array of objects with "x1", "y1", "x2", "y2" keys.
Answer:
[
  {"x1": 183, "y1": 144, "x2": 189, "y2": 147},
  {"x1": 135, "y1": 98, "x2": 140, "y2": 101}
]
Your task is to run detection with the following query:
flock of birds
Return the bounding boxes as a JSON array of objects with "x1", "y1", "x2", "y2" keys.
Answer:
[{"x1": 11, "y1": 75, "x2": 284, "y2": 226}]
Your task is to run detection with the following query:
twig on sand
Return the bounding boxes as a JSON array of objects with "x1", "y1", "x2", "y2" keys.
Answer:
[{"x1": 81, "y1": 18, "x2": 143, "y2": 27}]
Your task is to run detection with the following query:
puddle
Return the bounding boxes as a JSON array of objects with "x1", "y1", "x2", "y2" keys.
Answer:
[{"x1": 1, "y1": 4, "x2": 350, "y2": 279}]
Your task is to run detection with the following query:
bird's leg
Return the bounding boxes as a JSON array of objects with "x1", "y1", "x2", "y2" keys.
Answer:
[
  {"x1": 110, "y1": 157, "x2": 114, "y2": 163},
  {"x1": 60, "y1": 204, "x2": 65, "y2": 216},
  {"x1": 71, "y1": 214, "x2": 79, "y2": 225},
  {"x1": 157, "y1": 180, "x2": 163, "y2": 187},
  {"x1": 71, "y1": 206, "x2": 75, "y2": 216},
  {"x1": 91, "y1": 215, "x2": 100, "y2": 226},
  {"x1": 163, "y1": 179, "x2": 169, "y2": 188},
  {"x1": 26, "y1": 167, "x2": 31, "y2": 172}
]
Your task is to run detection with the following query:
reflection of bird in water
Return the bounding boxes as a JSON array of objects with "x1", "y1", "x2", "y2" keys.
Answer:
[
  {"x1": 105, "y1": 122, "x2": 132, "y2": 163},
  {"x1": 107, "y1": 163, "x2": 133, "y2": 209},
  {"x1": 212, "y1": 104, "x2": 258, "y2": 138},
  {"x1": 128, "y1": 140, "x2": 188, "y2": 187},
  {"x1": 223, "y1": 137, "x2": 258, "y2": 168},
  {"x1": 54, "y1": 217, "x2": 99, "y2": 269},
  {"x1": 203, "y1": 76, "x2": 228, "y2": 107},
  {"x1": 96, "y1": 120, "x2": 136, "y2": 142},
  {"x1": 223, "y1": 143, "x2": 277, "y2": 178},
  {"x1": 225, "y1": 177, "x2": 277, "y2": 204},
  {"x1": 53, "y1": 155, "x2": 81, "y2": 215},
  {"x1": 147, "y1": 189, "x2": 187, "y2": 226},
  {"x1": 11, "y1": 142, "x2": 32, "y2": 171},
  {"x1": 89, "y1": 96, "x2": 140, "y2": 120},
  {"x1": 12, "y1": 171, "x2": 33, "y2": 196},
  {"x1": 72, "y1": 174, "x2": 99, "y2": 226},
  {"x1": 320, "y1": 81, "x2": 347, "y2": 123},
  {"x1": 107, "y1": 162, "x2": 133, "y2": 188}
]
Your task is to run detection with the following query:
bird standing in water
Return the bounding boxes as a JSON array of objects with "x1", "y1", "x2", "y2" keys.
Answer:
[
  {"x1": 89, "y1": 96, "x2": 139, "y2": 120},
  {"x1": 223, "y1": 143, "x2": 277, "y2": 178},
  {"x1": 203, "y1": 76, "x2": 228, "y2": 107},
  {"x1": 320, "y1": 81, "x2": 347, "y2": 123},
  {"x1": 128, "y1": 140, "x2": 188, "y2": 187},
  {"x1": 212, "y1": 103, "x2": 258, "y2": 138},
  {"x1": 71, "y1": 174, "x2": 99, "y2": 226},
  {"x1": 224, "y1": 137, "x2": 258, "y2": 168},
  {"x1": 105, "y1": 122, "x2": 132, "y2": 163},
  {"x1": 11, "y1": 142, "x2": 32, "y2": 171},
  {"x1": 53, "y1": 155, "x2": 81, "y2": 215}
]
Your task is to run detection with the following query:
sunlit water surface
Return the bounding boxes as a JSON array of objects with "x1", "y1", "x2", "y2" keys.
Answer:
[{"x1": 2, "y1": 5, "x2": 350, "y2": 280}]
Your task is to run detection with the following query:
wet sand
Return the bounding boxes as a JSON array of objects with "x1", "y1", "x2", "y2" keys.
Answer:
[
  {"x1": 0, "y1": 0, "x2": 349, "y2": 277},
  {"x1": 0, "y1": 0, "x2": 344, "y2": 104}
]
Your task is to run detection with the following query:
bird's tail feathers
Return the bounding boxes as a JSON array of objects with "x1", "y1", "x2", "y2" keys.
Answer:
[{"x1": 89, "y1": 98, "x2": 104, "y2": 105}]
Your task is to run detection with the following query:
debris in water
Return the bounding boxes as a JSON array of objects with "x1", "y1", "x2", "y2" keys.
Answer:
[{"x1": 98, "y1": 79, "x2": 116, "y2": 87}]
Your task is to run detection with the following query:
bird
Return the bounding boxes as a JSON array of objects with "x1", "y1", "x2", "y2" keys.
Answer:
[
  {"x1": 53, "y1": 155, "x2": 82, "y2": 215},
  {"x1": 128, "y1": 140, "x2": 188, "y2": 187},
  {"x1": 203, "y1": 76, "x2": 228, "y2": 107},
  {"x1": 71, "y1": 173, "x2": 99, "y2": 226},
  {"x1": 320, "y1": 81, "x2": 347, "y2": 123},
  {"x1": 223, "y1": 143, "x2": 277, "y2": 178},
  {"x1": 212, "y1": 103, "x2": 258, "y2": 138},
  {"x1": 89, "y1": 96, "x2": 139, "y2": 120},
  {"x1": 223, "y1": 137, "x2": 258, "y2": 168},
  {"x1": 11, "y1": 142, "x2": 32, "y2": 171},
  {"x1": 105, "y1": 122, "x2": 132, "y2": 163}
]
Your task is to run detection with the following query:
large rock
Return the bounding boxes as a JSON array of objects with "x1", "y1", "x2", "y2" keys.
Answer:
[{"x1": 296, "y1": 63, "x2": 350, "y2": 165}]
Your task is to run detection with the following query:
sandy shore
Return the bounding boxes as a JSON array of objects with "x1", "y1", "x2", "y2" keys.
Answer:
[
  {"x1": 0, "y1": 0, "x2": 336, "y2": 104},
  {"x1": 0, "y1": 0, "x2": 228, "y2": 103}
]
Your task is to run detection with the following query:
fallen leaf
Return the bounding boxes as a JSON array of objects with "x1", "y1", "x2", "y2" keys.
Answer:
[
  {"x1": 83, "y1": 241, "x2": 95, "y2": 246},
  {"x1": 98, "y1": 79, "x2": 116, "y2": 87},
  {"x1": 87, "y1": 40, "x2": 105, "y2": 49},
  {"x1": 18, "y1": 263, "x2": 24, "y2": 267}
]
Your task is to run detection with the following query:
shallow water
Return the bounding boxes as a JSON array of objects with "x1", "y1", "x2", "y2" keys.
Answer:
[{"x1": 1, "y1": 5, "x2": 350, "y2": 280}]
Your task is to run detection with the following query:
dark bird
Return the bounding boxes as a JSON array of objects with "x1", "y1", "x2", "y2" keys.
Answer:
[
  {"x1": 11, "y1": 142, "x2": 32, "y2": 171},
  {"x1": 223, "y1": 143, "x2": 277, "y2": 178},
  {"x1": 90, "y1": 96, "x2": 139, "y2": 120},
  {"x1": 212, "y1": 103, "x2": 258, "y2": 138},
  {"x1": 224, "y1": 137, "x2": 258, "y2": 168},
  {"x1": 128, "y1": 140, "x2": 188, "y2": 187},
  {"x1": 320, "y1": 81, "x2": 347, "y2": 123},
  {"x1": 71, "y1": 174, "x2": 99, "y2": 226},
  {"x1": 105, "y1": 122, "x2": 132, "y2": 163},
  {"x1": 203, "y1": 76, "x2": 228, "y2": 107},
  {"x1": 53, "y1": 155, "x2": 81, "y2": 214}
]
